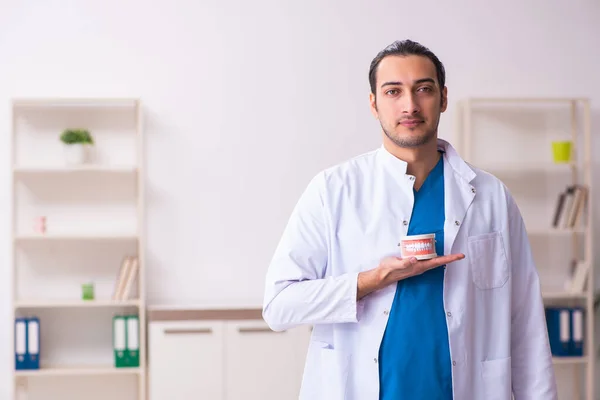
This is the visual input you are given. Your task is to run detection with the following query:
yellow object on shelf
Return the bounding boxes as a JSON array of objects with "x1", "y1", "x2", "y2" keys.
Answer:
[{"x1": 552, "y1": 141, "x2": 572, "y2": 163}]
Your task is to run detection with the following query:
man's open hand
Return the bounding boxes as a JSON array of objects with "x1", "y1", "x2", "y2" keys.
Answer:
[{"x1": 357, "y1": 253, "x2": 465, "y2": 300}]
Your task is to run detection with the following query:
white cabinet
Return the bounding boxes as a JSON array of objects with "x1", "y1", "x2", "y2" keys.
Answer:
[
  {"x1": 149, "y1": 321, "x2": 225, "y2": 400},
  {"x1": 224, "y1": 321, "x2": 310, "y2": 400},
  {"x1": 148, "y1": 316, "x2": 311, "y2": 400}
]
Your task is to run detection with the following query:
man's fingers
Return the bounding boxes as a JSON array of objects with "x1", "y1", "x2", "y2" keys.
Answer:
[
  {"x1": 419, "y1": 253, "x2": 465, "y2": 271},
  {"x1": 386, "y1": 253, "x2": 465, "y2": 276},
  {"x1": 400, "y1": 256, "x2": 418, "y2": 266}
]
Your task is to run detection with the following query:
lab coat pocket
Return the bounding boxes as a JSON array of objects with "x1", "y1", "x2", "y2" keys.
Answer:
[
  {"x1": 320, "y1": 348, "x2": 350, "y2": 400},
  {"x1": 482, "y1": 356, "x2": 512, "y2": 400},
  {"x1": 467, "y1": 231, "x2": 508, "y2": 289}
]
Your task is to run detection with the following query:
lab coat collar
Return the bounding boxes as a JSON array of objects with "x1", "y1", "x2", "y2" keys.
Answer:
[
  {"x1": 376, "y1": 138, "x2": 476, "y2": 183},
  {"x1": 376, "y1": 144, "x2": 408, "y2": 176},
  {"x1": 436, "y1": 138, "x2": 476, "y2": 183}
]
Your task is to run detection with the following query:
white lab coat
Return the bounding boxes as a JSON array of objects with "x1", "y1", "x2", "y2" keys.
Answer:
[{"x1": 262, "y1": 139, "x2": 557, "y2": 400}]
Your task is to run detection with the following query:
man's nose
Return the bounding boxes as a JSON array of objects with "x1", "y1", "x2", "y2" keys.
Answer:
[{"x1": 401, "y1": 93, "x2": 420, "y2": 114}]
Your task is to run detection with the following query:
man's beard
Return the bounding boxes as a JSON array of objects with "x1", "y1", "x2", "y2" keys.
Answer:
[{"x1": 381, "y1": 122, "x2": 437, "y2": 148}]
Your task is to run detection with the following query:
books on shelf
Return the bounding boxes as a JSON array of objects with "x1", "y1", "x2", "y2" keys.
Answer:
[
  {"x1": 552, "y1": 184, "x2": 588, "y2": 229},
  {"x1": 545, "y1": 307, "x2": 584, "y2": 357},
  {"x1": 15, "y1": 317, "x2": 40, "y2": 370},
  {"x1": 112, "y1": 256, "x2": 139, "y2": 301},
  {"x1": 567, "y1": 260, "x2": 590, "y2": 293},
  {"x1": 113, "y1": 314, "x2": 140, "y2": 368},
  {"x1": 14, "y1": 313, "x2": 141, "y2": 372}
]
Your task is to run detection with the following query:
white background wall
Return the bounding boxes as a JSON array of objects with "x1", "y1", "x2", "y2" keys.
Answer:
[{"x1": 1, "y1": 0, "x2": 599, "y2": 398}]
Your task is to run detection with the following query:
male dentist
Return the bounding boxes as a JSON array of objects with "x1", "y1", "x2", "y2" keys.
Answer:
[{"x1": 262, "y1": 39, "x2": 557, "y2": 400}]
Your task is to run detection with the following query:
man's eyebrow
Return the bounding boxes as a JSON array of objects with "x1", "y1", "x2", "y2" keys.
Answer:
[{"x1": 380, "y1": 78, "x2": 436, "y2": 88}]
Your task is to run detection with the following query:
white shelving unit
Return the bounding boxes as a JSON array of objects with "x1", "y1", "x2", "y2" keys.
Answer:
[
  {"x1": 10, "y1": 98, "x2": 146, "y2": 400},
  {"x1": 456, "y1": 97, "x2": 595, "y2": 400}
]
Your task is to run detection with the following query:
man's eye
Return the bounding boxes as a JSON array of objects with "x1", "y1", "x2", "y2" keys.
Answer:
[
  {"x1": 418, "y1": 87, "x2": 432, "y2": 92},
  {"x1": 385, "y1": 89, "x2": 399, "y2": 95}
]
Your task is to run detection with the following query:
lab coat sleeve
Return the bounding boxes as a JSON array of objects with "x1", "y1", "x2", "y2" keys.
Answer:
[
  {"x1": 506, "y1": 192, "x2": 558, "y2": 399},
  {"x1": 262, "y1": 172, "x2": 364, "y2": 332}
]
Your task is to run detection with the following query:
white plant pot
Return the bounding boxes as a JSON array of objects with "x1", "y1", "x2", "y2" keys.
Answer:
[{"x1": 63, "y1": 144, "x2": 88, "y2": 165}]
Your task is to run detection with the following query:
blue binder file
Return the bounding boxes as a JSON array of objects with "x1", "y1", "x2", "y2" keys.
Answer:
[
  {"x1": 14, "y1": 318, "x2": 27, "y2": 370},
  {"x1": 570, "y1": 308, "x2": 584, "y2": 357},
  {"x1": 27, "y1": 317, "x2": 40, "y2": 369},
  {"x1": 545, "y1": 307, "x2": 570, "y2": 356}
]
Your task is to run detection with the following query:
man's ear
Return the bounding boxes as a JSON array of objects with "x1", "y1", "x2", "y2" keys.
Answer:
[
  {"x1": 441, "y1": 86, "x2": 448, "y2": 112},
  {"x1": 369, "y1": 92, "x2": 378, "y2": 119}
]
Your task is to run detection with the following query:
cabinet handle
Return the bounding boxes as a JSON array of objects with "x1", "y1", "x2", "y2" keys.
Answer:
[
  {"x1": 164, "y1": 328, "x2": 213, "y2": 335},
  {"x1": 238, "y1": 327, "x2": 284, "y2": 334}
]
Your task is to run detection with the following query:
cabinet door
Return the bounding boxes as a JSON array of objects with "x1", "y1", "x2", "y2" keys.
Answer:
[
  {"x1": 224, "y1": 321, "x2": 311, "y2": 400},
  {"x1": 149, "y1": 321, "x2": 225, "y2": 400}
]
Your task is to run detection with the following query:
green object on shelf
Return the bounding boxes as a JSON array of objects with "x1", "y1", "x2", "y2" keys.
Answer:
[
  {"x1": 552, "y1": 141, "x2": 572, "y2": 163},
  {"x1": 60, "y1": 129, "x2": 94, "y2": 145},
  {"x1": 81, "y1": 283, "x2": 94, "y2": 300},
  {"x1": 113, "y1": 315, "x2": 128, "y2": 368},
  {"x1": 126, "y1": 315, "x2": 140, "y2": 367}
]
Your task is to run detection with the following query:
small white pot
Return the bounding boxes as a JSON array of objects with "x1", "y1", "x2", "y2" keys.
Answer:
[{"x1": 63, "y1": 144, "x2": 89, "y2": 165}]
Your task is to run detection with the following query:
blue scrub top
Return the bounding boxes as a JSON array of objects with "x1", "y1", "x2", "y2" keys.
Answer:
[{"x1": 378, "y1": 153, "x2": 453, "y2": 399}]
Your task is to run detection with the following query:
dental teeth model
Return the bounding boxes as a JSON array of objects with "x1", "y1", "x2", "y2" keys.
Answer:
[{"x1": 398, "y1": 233, "x2": 437, "y2": 260}]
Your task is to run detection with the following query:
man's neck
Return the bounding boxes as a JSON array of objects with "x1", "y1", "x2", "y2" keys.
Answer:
[{"x1": 383, "y1": 137, "x2": 440, "y2": 191}]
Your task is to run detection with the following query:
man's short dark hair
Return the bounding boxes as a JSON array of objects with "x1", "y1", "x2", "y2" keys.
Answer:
[{"x1": 369, "y1": 39, "x2": 446, "y2": 96}]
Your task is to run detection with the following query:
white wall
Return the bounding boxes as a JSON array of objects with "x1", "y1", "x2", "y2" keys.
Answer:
[{"x1": 1, "y1": 0, "x2": 599, "y2": 398}]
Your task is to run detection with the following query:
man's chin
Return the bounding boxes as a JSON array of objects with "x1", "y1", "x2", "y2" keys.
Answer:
[
  {"x1": 390, "y1": 132, "x2": 434, "y2": 148},
  {"x1": 382, "y1": 123, "x2": 436, "y2": 148}
]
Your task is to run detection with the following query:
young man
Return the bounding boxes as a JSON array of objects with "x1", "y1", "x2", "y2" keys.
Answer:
[{"x1": 262, "y1": 39, "x2": 557, "y2": 400}]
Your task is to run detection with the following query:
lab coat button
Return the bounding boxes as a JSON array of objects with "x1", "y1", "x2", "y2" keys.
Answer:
[
  {"x1": 403, "y1": 220, "x2": 408, "y2": 226},
  {"x1": 471, "y1": 187, "x2": 476, "y2": 193},
  {"x1": 452, "y1": 361, "x2": 457, "y2": 366},
  {"x1": 446, "y1": 311, "x2": 452, "y2": 317},
  {"x1": 454, "y1": 220, "x2": 460, "y2": 226},
  {"x1": 409, "y1": 176, "x2": 415, "y2": 181},
  {"x1": 383, "y1": 310, "x2": 389, "y2": 315},
  {"x1": 374, "y1": 358, "x2": 378, "y2": 364}
]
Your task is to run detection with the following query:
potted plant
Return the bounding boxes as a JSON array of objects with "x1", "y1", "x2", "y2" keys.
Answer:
[{"x1": 60, "y1": 129, "x2": 94, "y2": 164}]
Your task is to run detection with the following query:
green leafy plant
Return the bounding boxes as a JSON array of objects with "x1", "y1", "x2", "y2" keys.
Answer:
[{"x1": 60, "y1": 129, "x2": 94, "y2": 145}]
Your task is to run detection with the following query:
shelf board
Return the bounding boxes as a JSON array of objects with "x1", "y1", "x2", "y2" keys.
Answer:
[
  {"x1": 13, "y1": 165, "x2": 138, "y2": 175},
  {"x1": 15, "y1": 233, "x2": 138, "y2": 242},
  {"x1": 552, "y1": 356, "x2": 588, "y2": 365},
  {"x1": 480, "y1": 163, "x2": 576, "y2": 174},
  {"x1": 528, "y1": 228, "x2": 585, "y2": 236},
  {"x1": 12, "y1": 98, "x2": 139, "y2": 108},
  {"x1": 466, "y1": 97, "x2": 588, "y2": 104},
  {"x1": 15, "y1": 365, "x2": 141, "y2": 378},
  {"x1": 542, "y1": 291, "x2": 587, "y2": 301},
  {"x1": 15, "y1": 299, "x2": 140, "y2": 309}
]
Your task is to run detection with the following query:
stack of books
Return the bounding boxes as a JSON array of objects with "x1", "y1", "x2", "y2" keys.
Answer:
[
  {"x1": 552, "y1": 184, "x2": 588, "y2": 229},
  {"x1": 112, "y1": 256, "x2": 139, "y2": 300}
]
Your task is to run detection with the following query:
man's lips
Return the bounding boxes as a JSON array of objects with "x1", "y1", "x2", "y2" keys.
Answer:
[{"x1": 399, "y1": 119, "x2": 424, "y2": 127}]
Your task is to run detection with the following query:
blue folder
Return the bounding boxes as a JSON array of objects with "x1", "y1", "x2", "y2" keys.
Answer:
[
  {"x1": 14, "y1": 318, "x2": 28, "y2": 370},
  {"x1": 545, "y1": 307, "x2": 570, "y2": 357},
  {"x1": 570, "y1": 308, "x2": 584, "y2": 357},
  {"x1": 27, "y1": 317, "x2": 40, "y2": 369}
]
